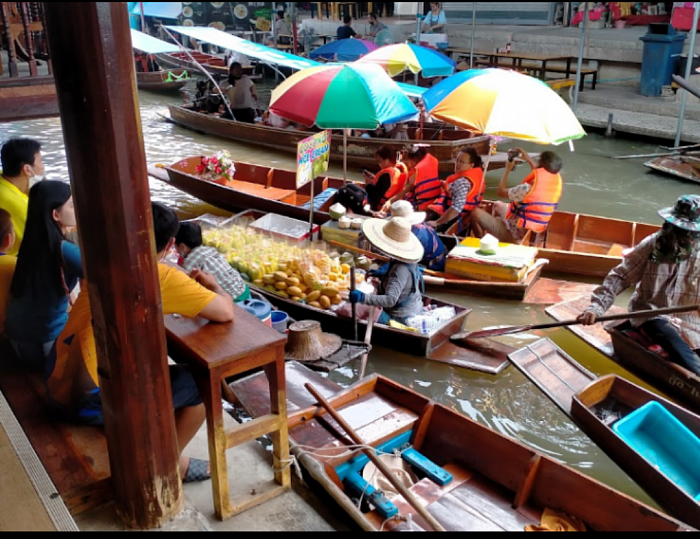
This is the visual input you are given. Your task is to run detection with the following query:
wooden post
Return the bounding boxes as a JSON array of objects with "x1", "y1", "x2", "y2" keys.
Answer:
[
  {"x1": 44, "y1": 2, "x2": 183, "y2": 530},
  {"x1": 19, "y1": 2, "x2": 38, "y2": 76}
]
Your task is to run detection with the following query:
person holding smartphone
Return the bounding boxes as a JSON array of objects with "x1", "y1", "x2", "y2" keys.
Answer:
[{"x1": 362, "y1": 147, "x2": 409, "y2": 215}]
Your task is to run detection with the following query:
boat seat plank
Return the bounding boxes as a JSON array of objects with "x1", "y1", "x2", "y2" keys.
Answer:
[
  {"x1": 301, "y1": 187, "x2": 338, "y2": 211},
  {"x1": 427, "y1": 340, "x2": 514, "y2": 376},
  {"x1": 507, "y1": 339, "x2": 596, "y2": 416},
  {"x1": 545, "y1": 296, "x2": 624, "y2": 358},
  {"x1": 224, "y1": 179, "x2": 297, "y2": 203},
  {"x1": 606, "y1": 243, "x2": 627, "y2": 257}
]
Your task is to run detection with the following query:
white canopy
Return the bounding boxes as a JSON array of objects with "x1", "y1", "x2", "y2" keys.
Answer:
[{"x1": 130, "y1": 28, "x2": 180, "y2": 55}]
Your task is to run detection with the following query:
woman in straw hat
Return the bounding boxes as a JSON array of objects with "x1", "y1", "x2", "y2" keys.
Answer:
[
  {"x1": 349, "y1": 217, "x2": 425, "y2": 326},
  {"x1": 578, "y1": 194, "x2": 700, "y2": 377},
  {"x1": 387, "y1": 200, "x2": 447, "y2": 272}
]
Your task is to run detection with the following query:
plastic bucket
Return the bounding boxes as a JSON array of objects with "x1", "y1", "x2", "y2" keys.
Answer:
[
  {"x1": 241, "y1": 299, "x2": 272, "y2": 327},
  {"x1": 271, "y1": 311, "x2": 289, "y2": 334}
]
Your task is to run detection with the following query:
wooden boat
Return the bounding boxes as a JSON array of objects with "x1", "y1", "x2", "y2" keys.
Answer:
[
  {"x1": 155, "y1": 50, "x2": 229, "y2": 76},
  {"x1": 544, "y1": 296, "x2": 700, "y2": 414},
  {"x1": 508, "y1": 338, "x2": 700, "y2": 528},
  {"x1": 443, "y1": 202, "x2": 661, "y2": 278},
  {"x1": 229, "y1": 360, "x2": 695, "y2": 532},
  {"x1": 645, "y1": 154, "x2": 700, "y2": 184},
  {"x1": 136, "y1": 68, "x2": 189, "y2": 93},
  {"x1": 164, "y1": 104, "x2": 494, "y2": 175},
  {"x1": 149, "y1": 160, "x2": 605, "y2": 303}
]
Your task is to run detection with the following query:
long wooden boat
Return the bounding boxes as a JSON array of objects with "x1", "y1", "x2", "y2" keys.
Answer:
[
  {"x1": 155, "y1": 50, "x2": 227, "y2": 76},
  {"x1": 508, "y1": 338, "x2": 700, "y2": 529},
  {"x1": 645, "y1": 154, "x2": 700, "y2": 184},
  {"x1": 544, "y1": 295, "x2": 700, "y2": 414},
  {"x1": 443, "y1": 202, "x2": 661, "y2": 278},
  {"x1": 136, "y1": 68, "x2": 189, "y2": 93},
  {"x1": 164, "y1": 104, "x2": 494, "y2": 175},
  {"x1": 229, "y1": 360, "x2": 695, "y2": 532}
]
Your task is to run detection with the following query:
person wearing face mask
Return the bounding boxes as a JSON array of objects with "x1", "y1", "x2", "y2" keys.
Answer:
[
  {"x1": 5, "y1": 181, "x2": 82, "y2": 370},
  {"x1": 578, "y1": 195, "x2": 700, "y2": 377},
  {"x1": 0, "y1": 137, "x2": 45, "y2": 256}
]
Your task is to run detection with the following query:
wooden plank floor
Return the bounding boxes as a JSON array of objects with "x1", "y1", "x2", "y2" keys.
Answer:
[{"x1": 0, "y1": 392, "x2": 78, "y2": 531}]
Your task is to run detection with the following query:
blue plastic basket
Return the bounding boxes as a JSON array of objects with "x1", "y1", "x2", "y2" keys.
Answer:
[{"x1": 612, "y1": 401, "x2": 700, "y2": 501}]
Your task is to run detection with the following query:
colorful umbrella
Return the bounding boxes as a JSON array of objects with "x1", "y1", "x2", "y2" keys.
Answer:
[
  {"x1": 422, "y1": 68, "x2": 586, "y2": 146},
  {"x1": 309, "y1": 38, "x2": 378, "y2": 62},
  {"x1": 269, "y1": 63, "x2": 418, "y2": 130},
  {"x1": 355, "y1": 42, "x2": 456, "y2": 78},
  {"x1": 269, "y1": 63, "x2": 418, "y2": 183}
]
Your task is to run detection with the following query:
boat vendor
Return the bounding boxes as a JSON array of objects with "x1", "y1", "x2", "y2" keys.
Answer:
[
  {"x1": 389, "y1": 200, "x2": 447, "y2": 272},
  {"x1": 349, "y1": 216, "x2": 425, "y2": 326},
  {"x1": 577, "y1": 195, "x2": 700, "y2": 377},
  {"x1": 426, "y1": 147, "x2": 486, "y2": 235},
  {"x1": 382, "y1": 145, "x2": 441, "y2": 214}
]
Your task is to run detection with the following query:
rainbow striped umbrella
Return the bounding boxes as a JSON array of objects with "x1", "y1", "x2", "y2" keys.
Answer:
[
  {"x1": 270, "y1": 63, "x2": 418, "y2": 182},
  {"x1": 309, "y1": 38, "x2": 378, "y2": 62},
  {"x1": 423, "y1": 69, "x2": 586, "y2": 145},
  {"x1": 269, "y1": 63, "x2": 418, "y2": 130},
  {"x1": 355, "y1": 42, "x2": 456, "y2": 78}
]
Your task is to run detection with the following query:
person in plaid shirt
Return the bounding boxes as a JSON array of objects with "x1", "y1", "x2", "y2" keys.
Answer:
[
  {"x1": 578, "y1": 195, "x2": 700, "y2": 377},
  {"x1": 175, "y1": 222, "x2": 250, "y2": 303}
]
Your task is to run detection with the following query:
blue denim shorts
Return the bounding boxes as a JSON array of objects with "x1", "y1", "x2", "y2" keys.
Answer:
[{"x1": 76, "y1": 365, "x2": 203, "y2": 426}]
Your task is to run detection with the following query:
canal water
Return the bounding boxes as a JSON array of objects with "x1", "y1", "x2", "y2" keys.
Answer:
[{"x1": 2, "y1": 80, "x2": 699, "y2": 512}]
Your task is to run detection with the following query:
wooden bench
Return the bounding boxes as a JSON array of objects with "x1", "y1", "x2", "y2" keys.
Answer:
[
  {"x1": 473, "y1": 58, "x2": 597, "y2": 90},
  {"x1": 547, "y1": 65, "x2": 598, "y2": 90},
  {"x1": 546, "y1": 78, "x2": 576, "y2": 101},
  {"x1": 164, "y1": 305, "x2": 291, "y2": 521},
  {"x1": 0, "y1": 340, "x2": 112, "y2": 516}
]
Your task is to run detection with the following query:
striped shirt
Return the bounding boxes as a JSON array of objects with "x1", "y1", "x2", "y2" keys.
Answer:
[
  {"x1": 585, "y1": 232, "x2": 700, "y2": 349},
  {"x1": 448, "y1": 177, "x2": 472, "y2": 212},
  {"x1": 181, "y1": 246, "x2": 247, "y2": 301}
]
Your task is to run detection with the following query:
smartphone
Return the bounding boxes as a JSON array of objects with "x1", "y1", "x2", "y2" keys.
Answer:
[{"x1": 358, "y1": 167, "x2": 367, "y2": 174}]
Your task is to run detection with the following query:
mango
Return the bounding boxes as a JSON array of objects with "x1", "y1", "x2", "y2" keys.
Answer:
[
  {"x1": 318, "y1": 295, "x2": 331, "y2": 309},
  {"x1": 253, "y1": 279, "x2": 264, "y2": 287},
  {"x1": 287, "y1": 286, "x2": 303, "y2": 297},
  {"x1": 263, "y1": 274, "x2": 276, "y2": 286},
  {"x1": 321, "y1": 286, "x2": 340, "y2": 298},
  {"x1": 308, "y1": 301, "x2": 322, "y2": 309},
  {"x1": 306, "y1": 290, "x2": 321, "y2": 303},
  {"x1": 331, "y1": 295, "x2": 342, "y2": 305},
  {"x1": 273, "y1": 271, "x2": 288, "y2": 282},
  {"x1": 286, "y1": 277, "x2": 301, "y2": 287},
  {"x1": 275, "y1": 281, "x2": 288, "y2": 291}
]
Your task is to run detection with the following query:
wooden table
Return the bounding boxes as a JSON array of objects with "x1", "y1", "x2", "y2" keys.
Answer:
[
  {"x1": 165, "y1": 305, "x2": 291, "y2": 521},
  {"x1": 471, "y1": 51, "x2": 573, "y2": 81}
]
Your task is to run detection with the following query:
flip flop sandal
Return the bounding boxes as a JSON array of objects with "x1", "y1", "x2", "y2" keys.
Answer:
[{"x1": 183, "y1": 457, "x2": 211, "y2": 483}]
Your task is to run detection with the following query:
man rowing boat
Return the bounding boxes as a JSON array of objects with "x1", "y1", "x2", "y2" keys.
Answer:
[{"x1": 578, "y1": 195, "x2": 700, "y2": 377}]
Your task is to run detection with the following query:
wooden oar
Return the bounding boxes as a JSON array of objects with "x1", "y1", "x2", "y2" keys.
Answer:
[
  {"x1": 359, "y1": 306, "x2": 376, "y2": 380},
  {"x1": 451, "y1": 304, "x2": 700, "y2": 341},
  {"x1": 304, "y1": 383, "x2": 447, "y2": 532}
]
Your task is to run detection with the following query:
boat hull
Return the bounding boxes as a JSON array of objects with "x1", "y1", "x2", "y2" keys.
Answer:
[
  {"x1": 136, "y1": 69, "x2": 188, "y2": 92},
  {"x1": 572, "y1": 374, "x2": 700, "y2": 529},
  {"x1": 166, "y1": 105, "x2": 493, "y2": 174},
  {"x1": 230, "y1": 361, "x2": 694, "y2": 532}
]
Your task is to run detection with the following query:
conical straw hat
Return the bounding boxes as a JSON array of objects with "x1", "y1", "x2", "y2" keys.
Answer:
[
  {"x1": 362, "y1": 216, "x2": 424, "y2": 263},
  {"x1": 284, "y1": 320, "x2": 343, "y2": 362}
]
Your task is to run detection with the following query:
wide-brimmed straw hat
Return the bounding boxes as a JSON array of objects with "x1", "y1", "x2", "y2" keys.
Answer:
[
  {"x1": 389, "y1": 200, "x2": 426, "y2": 225},
  {"x1": 362, "y1": 216, "x2": 424, "y2": 263},
  {"x1": 658, "y1": 194, "x2": 700, "y2": 233},
  {"x1": 284, "y1": 320, "x2": 343, "y2": 362}
]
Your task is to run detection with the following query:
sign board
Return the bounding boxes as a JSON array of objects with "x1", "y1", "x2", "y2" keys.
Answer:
[
  {"x1": 179, "y1": 2, "x2": 274, "y2": 32},
  {"x1": 297, "y1": 130, "x2": 331, "y2": 189}
]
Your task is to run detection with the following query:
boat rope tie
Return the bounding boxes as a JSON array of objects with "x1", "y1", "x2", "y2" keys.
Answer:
[
  {"x1": 380, "y1": 513, "x2": 419, "y2": 532},
  {"x1": 525, "y1": 344, "x2": 578, "y2": 392}
]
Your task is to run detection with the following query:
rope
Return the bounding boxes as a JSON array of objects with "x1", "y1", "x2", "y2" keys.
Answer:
[{"x1": 165, "y1": 69, "x2": 190, "y2": 82}]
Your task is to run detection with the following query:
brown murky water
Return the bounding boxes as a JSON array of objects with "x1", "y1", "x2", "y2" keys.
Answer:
[{"x1": 3, "y1": 80, "x2": 700, "y2": 510}]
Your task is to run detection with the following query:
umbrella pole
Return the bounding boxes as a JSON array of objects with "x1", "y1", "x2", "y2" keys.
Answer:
[
  {"x1": 482, "y1": 138, "x2": 495, "y2": 177},
  {"x1": 470, "y1": 4, "x2": 476, "y2": 69},
  {"x1": 343, "y1": 129, "x2": 348, "y2": 185},
  {"x1": 309, "y1": 176, "x2": 315, "y2": 241}
]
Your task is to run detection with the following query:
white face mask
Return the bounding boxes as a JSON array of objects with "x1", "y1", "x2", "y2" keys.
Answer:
[{"x1": 28, "y1": 167, "x2": 44, "y2": 188}]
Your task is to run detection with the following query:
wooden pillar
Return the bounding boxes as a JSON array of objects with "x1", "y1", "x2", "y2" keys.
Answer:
[
  {"x1": 38, "y1": 2, "x2": 51, "y2": 73},
  {"x1": 44, "y1": 2, "x2": 183, "y2": 530},
  {"x1": 1, "y1": 3, "x2": 19, "y2": 77},
  {"x1": 19, "y1": 2, "x2": 37, "y2": 75}
]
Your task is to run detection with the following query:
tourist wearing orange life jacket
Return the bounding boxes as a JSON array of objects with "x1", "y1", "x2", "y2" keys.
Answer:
[
  {"x1": 382, "y1": 145, "x2": 441, "y2": 214},
  {"x1": 426, "y1": 147, "x2": 485, "y2": 235},
  {"x1": 363, "y1": 146, "x2": 408, "y2": 213},
  {"x1": 471, "y1": 148, "x2": 563, "y2": 244}
]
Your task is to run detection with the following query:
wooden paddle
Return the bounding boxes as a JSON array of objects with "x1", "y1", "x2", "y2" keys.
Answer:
[
  {"x1": 350, "y1": 266, "x2": 358, "y2": 342},
  {"x1": 451, "y1": 304, "x2": 700, "y2": 341},
  {"x1": 304, "y1": 383, "x2": 447, "y2": 532},
  {"x1": 359, "y1": 306, "x2": 376, "y2": 380}
]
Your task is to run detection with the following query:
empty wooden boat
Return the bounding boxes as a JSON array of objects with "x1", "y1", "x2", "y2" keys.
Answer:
[
  {"x1": 230, "y1": 360, "x2": 694, "y2": 532},
  {"x1": 508, "y1": 338, "x2": 700, "y2": 529},
  {"x1": 645, "y1": 154, "x2": 700, "y2": 184},
  {"x1": 164, "y1": 104, "x2": 494, "y2": 175}
]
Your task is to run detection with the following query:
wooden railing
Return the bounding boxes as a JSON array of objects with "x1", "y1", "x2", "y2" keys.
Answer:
[{"x1": 1, "y1": 1, "x2": 51, "y2": 77}]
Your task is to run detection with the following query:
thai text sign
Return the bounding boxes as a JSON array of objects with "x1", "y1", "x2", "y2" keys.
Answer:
[{"x1": 297, "y1": 130, "x2": 331, "y2": 189}]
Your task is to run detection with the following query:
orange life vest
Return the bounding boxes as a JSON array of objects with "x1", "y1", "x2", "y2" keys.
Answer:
[
  {"x1": 377, "y1": 163, "x2": 408, "y2": 207},
  {"x1": 428, "y1": 168, "x2": 485, "y2": 217},
  {"x1": 506, "y1": 169, "x2": 562, "y2": 233},
  {"x1": 408, "y1": 153, "x2": 441, "y2": 212}
]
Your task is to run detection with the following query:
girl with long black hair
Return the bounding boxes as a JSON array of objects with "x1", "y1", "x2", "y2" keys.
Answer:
[{"x1": 5, "y1": 180, "x2": 82, "y2": 369}]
